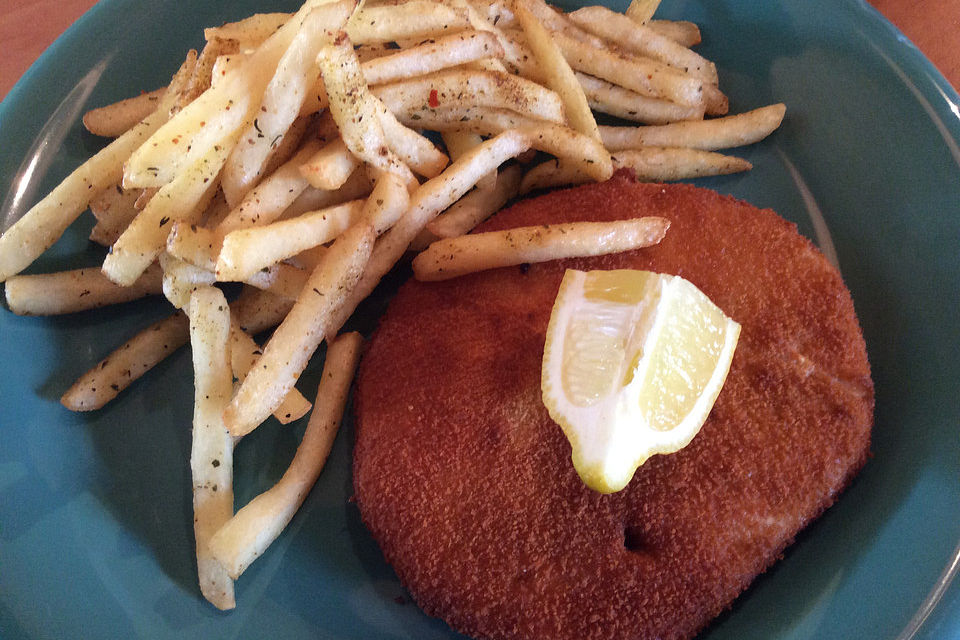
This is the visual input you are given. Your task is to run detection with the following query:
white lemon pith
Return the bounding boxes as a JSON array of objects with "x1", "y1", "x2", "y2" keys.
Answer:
[{"x1": 541, "y1": 269, "x2": 741, "y2": 494}]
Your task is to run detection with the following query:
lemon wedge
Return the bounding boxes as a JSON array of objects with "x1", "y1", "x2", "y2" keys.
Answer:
[{"x1": 541, "y1": 269, "x2": 741, "y2": 493}]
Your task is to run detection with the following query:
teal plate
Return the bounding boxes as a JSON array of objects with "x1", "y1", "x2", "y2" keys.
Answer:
[{"x1": 2, "y1": 0, "x2": 959, "y2": 638}]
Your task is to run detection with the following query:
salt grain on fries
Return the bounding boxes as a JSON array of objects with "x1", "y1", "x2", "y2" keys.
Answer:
[{"x1": 0, "y1": 0, "x2": 786, "y2": 609}]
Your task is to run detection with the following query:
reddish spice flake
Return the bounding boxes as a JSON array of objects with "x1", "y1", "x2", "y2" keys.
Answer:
[{"x1": 428, "y1": 89, "x2": 440, "y2": 108}]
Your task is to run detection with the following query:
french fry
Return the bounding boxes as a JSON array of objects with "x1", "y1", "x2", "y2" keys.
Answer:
[
  {"x1": 166, "y1": 221, "x2": 220, "y2": 271},
  {"x1": 60, "y1": 312, "x2": 191, "y2": 411},
  {"x1": 362, "y1": 170, "x2": 411, "y2": 234},
  {"x1": 442, "y1": 0, "x2": 514, "y2": 72},
  {"x1": 103, "y1": 143, "x2": 227, "y2": 286},
  {"x1": 82, "y1": 88, "x2": 166, "y2": 138},
  {"x1": 514, "y1": 0, "x2": 602, "y2": 45},
  {"x1": 281, "y1": 167, "x2": 373, "y2": 220},
  {"x1": 371, "y1": 68, "x2": 566, "y2": 125},
  {"x1": 216, "y1": 200, "x2": 365, "y2": 282},
  {"x1": 518, "y1": 157, "x2": 588, "y2": 193},
  {"x1": 134, "y1": 188, "x2": 158, "y2": 211},
  {"x1": 222, "y1": 221, "x2": 375, "y2": 437},
  {"x1": 599, "y1": 104, "x2": 786, "y2": 151},
  {"x1": 216, "y1": 138, "x2": 324, "y2": 233},
  {"x1": 647, "y1": 19, "x2": 701, "y2": 47},
  {"x1": 316, "y1": 33, "x2": 418, "y2": 188},
  {"x1": 211, "y1": 53, "x2": 247, "y2": 89},
  {"x1": 261, "y1": 114, "x2": 314, "y2": 179},
  {"x1": 575, "y1": 72, "x2": 704, "y2": 124},
  {"x1": 286, "y1": 245, "x2": 329, "y2": 272},
  {"x1": 614, "y1": 147, "x2": 752, "y2": 180},
  {"x1": 519, "y1": 158, "x2": 589, "y2": 194},
  {"x1": 551, "y1": 30, "x2": 704, "y2": 108},
  {"x1": 187, "y1": 286, "x2": 235, "y2": 611},
  {"x1": 161, "y1": 258, "x2": 309, "y2": 303},
  {"x1": 398, "y1": 129, "x2": 531, "y2": 235},
  {"x1": 296, "y1": 77, "x2": 331, "y2": 117},
  {"x1": 360, "y1": 30, "x2": 503, "y2": 85},
  {"x1": 427, "y1": 163, "x2": 523, "y2": 238},
  {"x1": 200, "y1": 189, "x2": 232, "y2": 229},
  {"x1": 4, "y1": 262, "x2": 163, "y2": 316},
  {"x1": 513, "y1": 0, "x2": 602, "y2": 188},
  {"x1": 241, "y1": 262, "x2": 310, "y2": 300},
  {"x1": 160, "y1": 252, "x2": 216, "y2": 310},
  {"x1": 373, "y1": 96, "x2": 450, "y2": 178},
  {"x1": 231, "y1": 286, "x2": 296, "y2": 335},
  {"x1": 412, "y1": 217, "x2": 670, "y2": 281},
  {"x1": 0, "y1": 54, "x2": 194, "y2": 283},
  {"x1": 204, "y1": 13, "x2": 292, "y2": 49},
  {"x1": 624, "y1": 0, "x2": 660, "y2": 25},
  {"x1": 209, "y1": 331, "x2": 361, "y2": 578},
  {"x1": 441, "y1": 131, "x2": 496, "y2": 190},
  {"x1": 228, "y1": 321, "x2": 312, "y2": 425},
  {"x1": 441, "y1": 131, "x2": 484, "y2": 161},
  {"x1": 514, "y1": 0, "x2": 600, "y2": 143},
  {"x1": 337, "y1": 128, "x2": 532, "y2": 295},
  {"x1": 703, "y1": 83, "x2": 729, "y2": 116},
  {"x1": 221, "y1": 3, "x2": 352, "y2": 206},
  {"x1": 569, "y1": 6, "x2": 717, "y2": 83},
  {"x1": 397, "y1": 104, "x2": 543, "y2": 135},
  {"x1": 90, "y1": 183, "x2": 140, "y2": 222},
  {"x1": 178, "y1": 38, "x2": 241, "y2": 112},
  {"x1": 346, "y1": 1, "x2": 470, "y2": 44},
  {"x1": 355, "y1": 43, "x2": 393, "y2": 63},
  {"x1": 90, "y1": 220, "x2": 133, "y2": 248},
  {"x1": 88, "y1": 183, "x2": 142, "y2": 246},
  {"x1": 468, "y1": 0, "x2": 516, "y2": 28},
  {"x1": 124, "y1": 0, "x2": 347, "y2": 188},
  {"x1": 496, "y1": 29, "x2": 545, "y2": 81},
  {"x1": 523, "y1": 122, "x2": 612, "y2": 182},
  {"x1": 522, "y1": 145, "x2": 754, "y2": 191},
  {"x1": 462, "y1": 56, "x2": 509, "y2": 75},
  {"x1": 59, "y1": 287, "x2": 292, "y2": 413},
  {"x1": 298, "y1": 138, "x2": 362, "y2": 190}
]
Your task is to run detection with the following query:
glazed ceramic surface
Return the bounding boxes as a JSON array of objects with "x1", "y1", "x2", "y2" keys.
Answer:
[{"x1": 2, "y1": 0, "x2": 959, "y2": 638}]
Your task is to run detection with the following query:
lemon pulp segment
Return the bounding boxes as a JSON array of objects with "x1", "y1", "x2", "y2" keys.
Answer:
[{"x1": 541, "y1": 269, "x2": 741, "y2": 493}]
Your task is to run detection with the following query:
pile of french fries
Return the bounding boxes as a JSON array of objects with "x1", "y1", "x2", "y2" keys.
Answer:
[{"x1": 0, "y1": 0, "x2": 784, "y2": 609}]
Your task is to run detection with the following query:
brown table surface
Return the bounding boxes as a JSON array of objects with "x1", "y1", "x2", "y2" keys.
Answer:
[{"x1": 1, "y1": 0, "x2": 958, "y2": 101}]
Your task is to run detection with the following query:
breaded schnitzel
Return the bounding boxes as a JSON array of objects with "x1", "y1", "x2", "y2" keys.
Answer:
[{"x1": 352, "y1": 170, "x2": 874, "y2": 640}]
